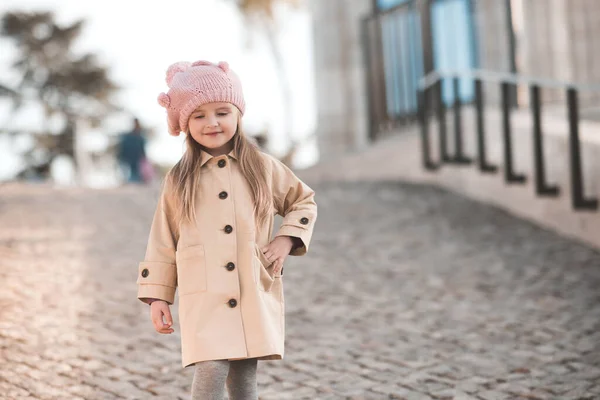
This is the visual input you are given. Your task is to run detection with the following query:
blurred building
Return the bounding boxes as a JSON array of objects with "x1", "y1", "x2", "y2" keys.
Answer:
[
  {"x1": 308, "y1": 0, "x2": 600, "y2": 153},
  {"x1": 307, "y1": 0, "x2": 600, "y2": 248}
]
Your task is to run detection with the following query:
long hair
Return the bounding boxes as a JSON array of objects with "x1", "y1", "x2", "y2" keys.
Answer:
[{"x1": 166, "y1": 114, "x2": 272, "y2": 229}]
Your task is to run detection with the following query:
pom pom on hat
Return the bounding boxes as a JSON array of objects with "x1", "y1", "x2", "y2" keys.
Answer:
[
  {"x1": 157, "y1": 92, "x2": 170, "y2": 108},
  {"x1": 218, "y1": 61, "x2": 230, "y2": 72},
  {"x1": 165, "y1": 61, "x2": 191, "y2": 86}
]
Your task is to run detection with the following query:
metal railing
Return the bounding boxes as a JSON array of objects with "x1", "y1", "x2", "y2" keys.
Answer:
[
  {"x1": 418, "y1": 70, "x2": 600, "y2": 211},
  {"x1": 362, "y1": 0, "x2": 422, "y2": 140},
  {"x1": 362, "y1": 0, "x2": 486, "y2": 140}
]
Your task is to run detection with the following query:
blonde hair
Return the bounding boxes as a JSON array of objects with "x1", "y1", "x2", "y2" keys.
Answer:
[{"x1": 166, "y1": 114, "x2": 271, "y2": 230}]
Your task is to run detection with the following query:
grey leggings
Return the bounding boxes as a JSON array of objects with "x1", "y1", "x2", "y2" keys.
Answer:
[{"x1": 191, "y1": 358, "x2": 258, "y2": 400}]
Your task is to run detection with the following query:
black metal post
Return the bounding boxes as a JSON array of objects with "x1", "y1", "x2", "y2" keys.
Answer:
[
  {"x1": 373, "y1": 13, "x2": 388, "y2": 136},
  {"x1": 452, "y1": 77, "x2": 472, "y2": 164},
  {"x1": 501, "y1": 82, "x2": 526, "y2": 183},
  {"x1": 371, "y1": 0, "x2": 379, "y2": 12},
  {"x1": 390, "y1": 13, "x2": 404, "y2": 122},
  {"x1": 474, "y1": 79, "x2": 498, "y2": 173},
  {"x1": 436, "y1": 79, "x2": 451, "y2": 162},
  {"x1": 419, "y1": 88, "x2": 438, "y2": 170},
  {"x1": 567, "y1": 88, "x2": 598, "y2": 210},
  {"x1": 505, "y1": 0, "x2": 518, "y2": 108},
  {"x1": 530, "y1": 85, "x2": 559, "y2": 196},
  {"x1": 418, "y1": 0, "x2": 434, "y2": 77}
]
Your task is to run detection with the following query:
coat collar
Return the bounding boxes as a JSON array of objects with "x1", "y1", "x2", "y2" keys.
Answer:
[{"x1": 199, "y1": 149, "x2": 238, "y2": 167}]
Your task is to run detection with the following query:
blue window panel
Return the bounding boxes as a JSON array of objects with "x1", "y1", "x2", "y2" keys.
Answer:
[
  {"x1": 378, "y1": 0, "x2": 476, "y2": 115},
  {"x1": 377, "y1": 0, "x2": 410, "y2": 11},
  {"x1": 380, "y1": 4, "x2": 421, "y2": 117},
  {"x1": 431, "y1": 0, "x2": 476, "y2": 104}
]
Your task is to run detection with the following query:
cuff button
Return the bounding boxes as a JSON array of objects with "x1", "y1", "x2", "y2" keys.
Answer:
[
  {"x1": 300, "y1": 217, "x2": 309, "y2": 225},
  {"x1": 141, "y1": 269, "x2": 149, "y2": 278}
]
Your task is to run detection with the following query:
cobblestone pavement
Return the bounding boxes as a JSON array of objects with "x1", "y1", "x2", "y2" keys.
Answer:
[{"x1": 1, "y1": 180, "x2": 600, "y2": 400}]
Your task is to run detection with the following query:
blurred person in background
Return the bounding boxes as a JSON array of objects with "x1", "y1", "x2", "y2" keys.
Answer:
[{"x1": 117, "y1": 117, "x2": 148, "y2": 183}]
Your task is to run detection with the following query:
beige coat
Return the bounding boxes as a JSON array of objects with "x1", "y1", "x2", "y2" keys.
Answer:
[{"x1": 136, "y1": 149, "x2": 317, "y2": 368}]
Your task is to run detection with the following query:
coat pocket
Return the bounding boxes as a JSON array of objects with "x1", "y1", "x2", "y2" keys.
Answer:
[
  {"x1": 175, "y1": 245, "x2": 207, "y2": 295},
  {"x1": 252, "y1": 242, "x2": 276, "y2": 292}
]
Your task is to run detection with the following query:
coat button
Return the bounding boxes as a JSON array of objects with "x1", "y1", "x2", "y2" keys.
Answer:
[
  {"x1": 226, "y1": 262, "x2": 235, "y2": 271},
  {"x1": 141, "y1": 269, "x2": 149, "y2": 278},
  {"x1": 219, "y1": 191, "x2": 228, "y2": 199},
  {"x1": 300, "y1": 217, "x2": 309, "y2": 225},
  {"x1": 224, "y1": 225, "x2": 233, "y2": 234},
  {"x1": 218, "y1": 159, "x2": 226, "y2": 168},
  {"x1": 228, "y1": 299, "x2": 237, "y2": 308}
]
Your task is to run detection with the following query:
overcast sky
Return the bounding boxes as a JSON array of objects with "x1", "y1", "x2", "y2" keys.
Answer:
[{"x1": 0, "y1": 0, "x2": 318, "y2": 170}]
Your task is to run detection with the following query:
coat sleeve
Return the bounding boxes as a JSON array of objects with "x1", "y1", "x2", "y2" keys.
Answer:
[
  {"x1": 270, "y1": 156, "x2": 317, "y2": 256},
  {"x1": 136, "y1": 179, "x2": 179, "y2": 305}
]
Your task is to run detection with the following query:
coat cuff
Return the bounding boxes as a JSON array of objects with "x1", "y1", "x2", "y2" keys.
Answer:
[
  {"x1": 138, "y1": 285, "x2": 176, "y2": 305},
  {"x1": 136, "y1": 261, "x2": 177, "y2": 304},
  {"x1": 138, "y1": 285, "x2": 175, "y2": 304},
  {"x1": 275, "y1": 225, "x2": 311, "y2": 256}
]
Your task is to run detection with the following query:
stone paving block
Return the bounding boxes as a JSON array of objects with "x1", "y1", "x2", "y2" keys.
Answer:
[
  {"x1": 513, "y1": 388, "x2": 553, "y2": 400},
  {"x1": 0, "y1": 386, "x2": 31, "y2": 399},
  {"x1": 66, "y1": 384, "x2": 107, "y2": 399},
  {"x1": 454, "y1": 381, "x2": 482, "y2": 394},
  {"x1": 430, "y1": 387, "x2": 457, "y2": 399},
  {"x1": 478, "y1": 390, "x2": 512, "y2": 400},
  {"x1": 371, "y1": 384, "x2": 404, "y2": 396},
  {"x1": 395, "y1": 391, "x2": 434, "y2": 400},
  {"x1": 590, "y1": 385, "x2": 600, "y2": 394},
  {"x1": 368, "y1": 370, "x2": 409, "y2": 384},
  {"x1": 453, "y1": 391, "x2": 480, "y2": 400},
  {"x1": 561, "y1": 385, "x2": 597, "y2": 400}
]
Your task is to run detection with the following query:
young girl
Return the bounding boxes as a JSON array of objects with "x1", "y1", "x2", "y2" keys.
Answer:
[{"x1": 136, "y1": 60, "x2": 317, "y2": 399}]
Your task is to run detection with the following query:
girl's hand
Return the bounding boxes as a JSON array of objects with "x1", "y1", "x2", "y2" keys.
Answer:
[
  {"x1": 261, "y1": 236, "x2": 295, "y2": 275},
  {"x1": 150, "y1": 300, "x2": 174, "y2": 334}
]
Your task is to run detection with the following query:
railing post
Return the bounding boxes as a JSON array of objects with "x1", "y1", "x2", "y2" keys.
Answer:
[
  {"x1": 371, "y1": 0, "x2": 379, "y2": 12},
  {"x1": 373, "y1": 13, "x2": 388, "y2": 136},
  {"x1": 418, "y1": 0, "x2": 434, "y2": 77},
  {"x1": 436, "y1": 79, "x2": 451, "y2": 162},
  {"x1": 505, "y1": 0, "x2": 518, "y2": 108},
  {"x1": 452, "y1": 77, "x2": 472, "y2": 164},
  {"x1": 419, "y1": 87, "x2": 439, "y2": 170},
  {"x1": 501, "y1": 82, "x2": 526, "y2": 183},
  {"x1": 474, "y1": 79, "x2": 498, "y2": 173},
  {"x1": 567, "y1": 88, "x2": 598, "y2": 210},
  {"x1": 361, "y1": 17, "x2": 377, "y2": 142},
  {"x1": 530, "y1": 85, "x2": 559, "y2": 196}
]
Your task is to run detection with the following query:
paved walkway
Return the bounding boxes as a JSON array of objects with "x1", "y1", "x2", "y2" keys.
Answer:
[{"x1": 1, "y1": 177, "x2": 599, "y2": 399}]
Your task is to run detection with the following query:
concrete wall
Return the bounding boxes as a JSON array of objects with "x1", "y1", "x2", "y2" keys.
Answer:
[
  {"x1": 308, "y1": 0, "x2": 372, "y2": 156},
  {"x1": 475, "y1": 0, "x2": 600, "y2": 109},
  {"x1": 520, "y1": 0, "x2": 600, "y2": 108},
  {"x1": 473, "y1": 1, "x2": 512, "y2": 72}
]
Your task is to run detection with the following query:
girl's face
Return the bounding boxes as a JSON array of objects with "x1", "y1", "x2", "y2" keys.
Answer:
[{"x1": 188, "y1": 102, "x2": 239, "y2": 156}]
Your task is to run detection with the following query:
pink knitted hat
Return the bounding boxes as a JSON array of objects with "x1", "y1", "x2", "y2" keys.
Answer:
[{"x1": 157, "y1": 60, "x2": 245, "y2": 136}]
